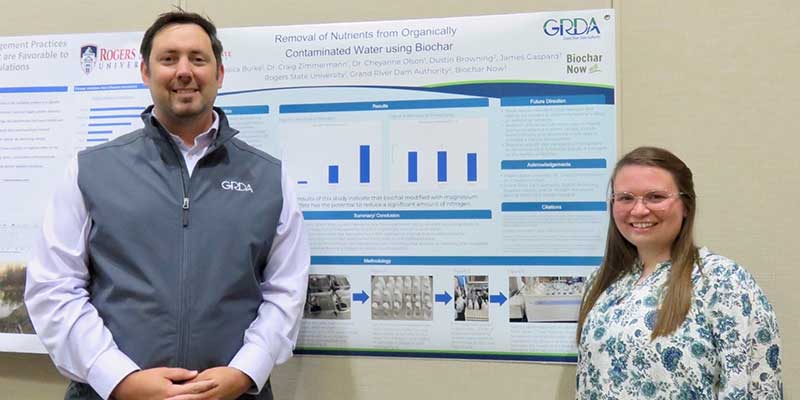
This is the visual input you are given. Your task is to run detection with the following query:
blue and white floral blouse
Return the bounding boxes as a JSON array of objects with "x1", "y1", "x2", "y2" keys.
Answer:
[{"x1": 577, "y1": 248, "x2": 782, "y2": 399}]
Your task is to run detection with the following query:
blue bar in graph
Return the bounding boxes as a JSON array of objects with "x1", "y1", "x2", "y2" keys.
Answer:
[
  {"x1": 88, "y1": 130, "x2": 113, "y2": 134},
  {"x1": 329, "y1": 165, "x2": 339, "y2": 184},
  {"x1": 408, "y1": 152, "x2": 418, "y2": 183},
  {"x1": 467, "y1": 153, "x2": 477, "y2": 182},
  {"x1": 437, "y1": 151, "x2": 447, "y2": 182},
  {"x1": 89, "y1": 122, "x2": 132, "y2": 127},
  {"x1": 89, "y1": 114, "x2": 140, "y2": 119},
  {"x1": 360, "y1": 145, "x2": 370, "y2": 183},
  {"x1": 90, "y1": 107, "x2": 144, "y2": 112}
]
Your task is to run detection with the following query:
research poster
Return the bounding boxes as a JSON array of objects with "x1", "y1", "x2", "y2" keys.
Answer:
[{"x1": 0, "y1": 9, "x2": 616, "y2": 362}]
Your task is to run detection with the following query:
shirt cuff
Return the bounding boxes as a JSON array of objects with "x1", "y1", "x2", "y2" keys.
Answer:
[
  {"x1": 228, "y1": 342, "x2": 276, "y2": 394},
  {"x1": 86, "y1": 348, "x2": 140, "y2": 400}
]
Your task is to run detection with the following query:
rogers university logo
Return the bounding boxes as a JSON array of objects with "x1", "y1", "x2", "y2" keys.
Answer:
[
  {"x1": 79, "y1": 44, "x2": 140, "y2": 75},
  {"x1": 80, "y1": 44, "x2": 97, "y2": 74}
]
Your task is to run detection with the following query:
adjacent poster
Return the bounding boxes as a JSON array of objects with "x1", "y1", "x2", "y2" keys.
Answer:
[{"x1": 0, "y1": 9, "x2": 616, "y2": 362}]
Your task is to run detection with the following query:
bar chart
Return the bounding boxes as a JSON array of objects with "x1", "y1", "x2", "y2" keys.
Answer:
[
  {"x1": 86, "y1": 106, "x2": 144, "y2": 144},
  {"x1": 279, "y1": 119, "x2": 383, "y2": 192},
  {"x1": 389, "y1": 117, "x2": 489, "y2": 191},
  {"x1": 73, "y1": 84, "x2": 150, "y2": 149}
]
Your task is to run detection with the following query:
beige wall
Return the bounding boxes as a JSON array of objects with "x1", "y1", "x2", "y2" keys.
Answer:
[{"x1": 1, "y1": 0, "x2": 797, "y2": 398}]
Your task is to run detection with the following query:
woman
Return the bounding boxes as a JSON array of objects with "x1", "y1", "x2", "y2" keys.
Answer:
[{"x1": 576, "y1": 147, "x2": 782, "y2": 399}]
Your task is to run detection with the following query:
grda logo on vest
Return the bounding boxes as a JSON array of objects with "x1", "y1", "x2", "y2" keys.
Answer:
[{"x1": 221, "y1": 180, "x2": 254, "y2": 193}]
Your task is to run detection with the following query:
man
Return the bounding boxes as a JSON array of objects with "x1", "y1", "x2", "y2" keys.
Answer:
[
  {"x1": 454, "y1": 292, "x2": 466, "y2": 321},
  {"x1": 25, "y1": 11, "x2": 309, "y2": 400}
]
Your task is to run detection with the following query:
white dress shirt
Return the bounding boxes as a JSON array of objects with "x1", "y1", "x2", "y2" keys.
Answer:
[{"x1": 25, "y1": 112, "x2": 310, "y2": 399}]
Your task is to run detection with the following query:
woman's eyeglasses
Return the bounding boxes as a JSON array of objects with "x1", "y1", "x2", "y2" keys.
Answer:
[{"x1": 610, "y1": 191, "x2": 686, "y2": 211}]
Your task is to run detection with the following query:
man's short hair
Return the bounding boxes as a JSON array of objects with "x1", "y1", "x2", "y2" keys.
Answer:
[{"x1": 140, "y1": 10, "x2": 223, "y2": 67}]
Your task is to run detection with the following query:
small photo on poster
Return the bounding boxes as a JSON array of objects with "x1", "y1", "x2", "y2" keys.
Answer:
[
  {"x1": 304, "y1": 274, "x2": 351, "y2": 320},
  {"x1": 371, "y1": 275, "x2": 433, "y2": 321},
  {"x1": 508, "y1": 276, "x2": 585, "y2": 323},
  {"x1": 454, "y1": 275, "x2": 488, "y2": 322},
  {"x1": 0, "y1": 262, "x2": 34, "y2": 334}
]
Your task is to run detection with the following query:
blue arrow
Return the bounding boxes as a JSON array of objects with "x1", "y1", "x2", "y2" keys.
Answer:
[
  {"x1": 435, "y1": 291, "x2": 452, "y2": 305},
  {"x1": 490, "y1": 292, "x2": 507, "y2": 306},
  {"x1": 352, "y1": 290, "x2": 369, "y2": 304}
]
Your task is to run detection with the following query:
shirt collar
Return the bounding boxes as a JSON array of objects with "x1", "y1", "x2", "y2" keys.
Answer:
[
  {"x1": 151, "y1": 110, "x2": 219, "y2": 152},
  {"x1": 631, "y1": 258, "x2": 672, "y2": 284}
]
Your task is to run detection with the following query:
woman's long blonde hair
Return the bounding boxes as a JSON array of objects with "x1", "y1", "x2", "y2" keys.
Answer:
[{"x1": 576, "y1": 147, "x2": 699, "y2": 342}]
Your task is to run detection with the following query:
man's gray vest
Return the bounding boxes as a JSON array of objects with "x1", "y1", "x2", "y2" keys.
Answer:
[{"x1": 74, "y1": 106, "x2": 282, "y2": 399}]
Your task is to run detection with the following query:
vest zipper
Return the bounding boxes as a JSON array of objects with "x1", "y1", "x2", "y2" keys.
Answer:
[
  {"x1": 182, "y1": 197, "x2": 190, "y2": 227},
  {"x1": 177, "y1": 162, "x2": 190, "y2": 366},
  {"x1": 162, "y1": 134, "x2": 192, "y2": 367}
]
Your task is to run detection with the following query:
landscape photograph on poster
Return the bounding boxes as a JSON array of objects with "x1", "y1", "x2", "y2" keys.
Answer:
[{"x1": 0, "y1": 262, "x2": 33, "y2": 334}]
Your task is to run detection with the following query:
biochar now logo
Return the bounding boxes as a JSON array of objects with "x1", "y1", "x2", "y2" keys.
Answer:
[
  {"x1": 543, "y1": 17, "x2": 601, "y2": 37},
  {"x1": 566, "y1": 53, "x2": 603, "y2": 74},
  {"x1": 221, "y1": 180, "x2": 254, "y2": 193}
]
